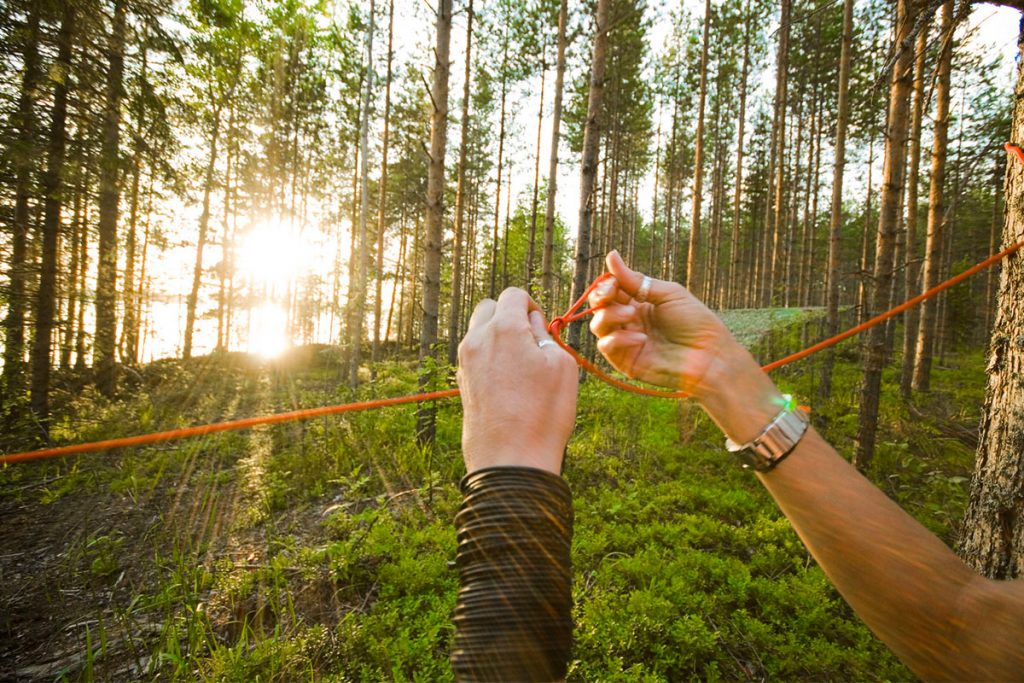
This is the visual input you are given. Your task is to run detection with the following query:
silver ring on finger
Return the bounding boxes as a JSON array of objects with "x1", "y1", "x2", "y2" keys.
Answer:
[
  {"x1": 635, "y1": 275, "x2": 653, "y2": 304},
  {"x1": 537, "y1": 339, "x2": 556, "y2": 349}
]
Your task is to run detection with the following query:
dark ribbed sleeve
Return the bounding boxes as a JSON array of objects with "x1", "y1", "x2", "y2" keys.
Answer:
[{"x1": 451, "y1": 466, "x2": 574, "y2": 682}]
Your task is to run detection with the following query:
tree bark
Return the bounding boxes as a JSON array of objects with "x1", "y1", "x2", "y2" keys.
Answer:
[
  {"x1": 568, "y1": 0, "x2": 610, "y2": 349},
  {"x1": 900, "y1": 25, "x2": 929, "y2": 398},
  {"x1": 855, "y1": 0, "x2": 916, "y2": 469},
  {"x1": 94, "y1": 0, "x2": 129, "y2": 397},
  {"x1": 30, "y1": 2, "x2": 74, "y2": 424},
  {"x1": 349, "y1": 0, "x2": 376, "y2": 386},
  {"x1": 727, "y1": 16, "x2": 751, "y2": 310},
  {"x1": 183, "y1": 107, "x2": 222, "y2": 360},
  {"x1": 767, "y1": 0, "x2": 792, "y2": 306},
  {"x1": 2, "y1": 4, "x2": 40, "y2": 407},
  {"x1": 526, "y1": 34, "x2": 547, "y2": 293},
  {"x1": 913, "y1": 0, "x2": 954, "y2": 393},
  {"x1": 957, "y1": 23, "x2": 1024, "y2": 579},
  {"x1": 447, "y1": 0, "x2": 473, "y2": 367},
  {"x1": 819, "y1": 0, "x2": 851, "y2": 401},
  {"x1": 417, "y1": 0, "x2": 452, "y2": 445},
  {"x1": 541, "y1": 0, "x2": 568, "y2": 307},
  {"x1": 686, "y1": 0, "x2": 712, "y2": 298},
  {"x1": 374, "y1": 0, "x2": 396, "y2": 373}
]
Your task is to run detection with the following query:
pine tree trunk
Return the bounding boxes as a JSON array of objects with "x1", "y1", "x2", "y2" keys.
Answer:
[
  {"x1": 61, "y1": 164, "x2": 85, "y2": 370},
  {"x1": 374, "y1": 0, "x2": 396, "y2": 372},
  {"x1": 957, "y1": 24, "x2": 1024, "y2": 579},
  {"x1": 542, "y1": 0, "x2": 568, "y2": 306},
  {"x1": 526, "y1": 35, "x2": 547, "y2": 293},
  {"x1": 767, "y1": 0, "x2": 792, "y2": 306},
  {"x1": 490, "y1": 31, "x2": 509, "y2": 298},
  {"x1": 984, "y1": 160, "x2": 1001, "y2": 334},
  {"x1": 858, "y1": 139, "x2": 876, "y2": 324},
  {"x1": 94, "y1": 0, "x2": 128, "y2": 397},
  {"x1": 568, "y1": 0, "x2": 610, "y2": 348},
  {"x1": 2, "y1": 5, "x2": 40, "y2": 407},
  {"x1": 349, "y1": 1, "x2": 375, "y2": 386},
  {"x1": 913, "y1": 0, "x2": 953, "y2": 393},
  {"x1": 417, "y1": 0, "x2": 452, "y2": 445},
  {"x1": 900, "y1": 26, "x2": 929, "y2": 398},
  {"x1": 855, "y1": 0, "x2": 915, "y2": 469},
  {"x1": 727, "y1": 17, "x2": 751, "y2": 310},
  {"x1": 447, "y1": 0, "x2": 472, "y2": 366},
  {"x1": 29, "y1": 2, "x2": 74, "y2": 424},
  {"x1": 122, "y1": 30, "x2": 148, "y2": 364},
  {"x1": 183, "y1": 109, "x2": 222, "y2": 360},
  {"x1": 217, "y1": 104, "x2": 235, "y2": 351},
  {"x1": 686, "y1": 0, "x2": 712, "y2": 298},
  {"x1": 74, "y1": 171, "x2": 91, "y2": 371}
]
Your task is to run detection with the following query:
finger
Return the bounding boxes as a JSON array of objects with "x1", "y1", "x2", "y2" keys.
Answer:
[
  {"x1": 492, "y1": 287, "x2": 534, "y2": 333},
  {"x1": 606, "y1": 250, "x2": 675, "y2": 305},
  {"x1": 589, "y1": 303, "x2": 638, "y2": 338},
  {"x1": 595, "y1": 329, "x2": 648, "y2": 377},
  {"x1": 466, "y1": 299, "x2": 497, "y2": 335},
  {"x1": 528, "y1": 310, "x2": 553, "y2": 343},
  {"x1": 588, "y1": 275, "x2": 621, "y2": 309}
]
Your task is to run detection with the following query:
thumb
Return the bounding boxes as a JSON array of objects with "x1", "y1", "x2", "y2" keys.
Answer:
[{"x1": 605, "y1": 250, "x2": 675, "y2": 305}]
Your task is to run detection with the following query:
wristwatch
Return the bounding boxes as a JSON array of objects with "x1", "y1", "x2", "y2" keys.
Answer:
[{"x1": 724, "y1": 394, "x2": 809, "y2": 472}]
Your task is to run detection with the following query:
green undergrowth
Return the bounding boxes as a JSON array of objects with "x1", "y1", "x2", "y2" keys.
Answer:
[{"x1": 0, "y1": 336, "x2": 989, "y2": 681}]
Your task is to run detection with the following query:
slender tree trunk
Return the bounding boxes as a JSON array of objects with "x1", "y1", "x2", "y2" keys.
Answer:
[
  {"x1": 349, "y1": 1, "x2": 376, "y2": 386},
  {"x1": 899, "y1": 25, "x2": 929, "y2": 397},
  {"x1": 728, "y1": 17, "x2": 751, "y2": 310},
  {"x1": 649, "y1": 122, "x2": 662, "y2": 276},
  {"x1": 373, "y1": 0, "x2": 396, "y2": 374},
  {"x1": 417, "y1": 0, "x2": 452, "y2": 445},
  {"x1": 526, "y1": 36, "x2": 547, "y2": 293},
  {"x1": 542, "y1": 0, "x2": 568, "y2": 307},
  {"x1": 217, "y1": 104, "x2": 235, "y2": 350},
  {"x1": 74, "y1": 170, "x2": 91, "y2": 371},
  {"x1": 183, "y1": 108, "x2": 222, "y2": 360},
  {"x1": 29, "y1": 2, "x2": 74, "y2": 424},
  {"x1": 122, "y1": 30, "x2": 148, "y2": 364},
  {"x1": 490, "y1": 31, "x2": 509, "y2": 298},
  {"x1": 767, "y1": 0, "x2": 792, "y2": 306},
  {"x1": 447, "y1": 0, "x2": 473, "y2": 366},
  {"x1": 2, "y1": 5, "x2": 40, "y2": 407},
  {"x1": 913, "y1": 0, "x2": 953, "y2": 393},
  {"x1": 662, "y1": 90, "x2": 679, "y2": 281},
  {"x1": 61, "y1": 164, "x2": 85, "y2": 370},
  {"x1": 686, "y1": 0, "x2": 712, "y2": 297},
  {"x1": 957, "y1": 25, "x2": 1024, "y2": 578},
  {"x1": 569, "y1": 0, "x2": 610, "y2": 348},
  {"x1": 855, "y1": 0, "x2": 915, "y2": 469},
  {"x1": 784, "y1": 105, "x2": 806, "y2": 308},
  {"x1": 858, "y1": 139, "x2": 876, "y2": 323},
  {"x1": 94, "y1": 0, "x2": 128, "y2": 397}
]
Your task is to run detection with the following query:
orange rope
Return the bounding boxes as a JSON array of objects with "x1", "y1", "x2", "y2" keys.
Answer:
[
  {"x1": 4, "y1": 148, "x2": 1024, "y2": 466},
  {"x1": 0, "y1": 389, "x2": 459, "y2": 465}
]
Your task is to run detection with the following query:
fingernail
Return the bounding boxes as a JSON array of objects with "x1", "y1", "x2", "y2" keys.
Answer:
[{"x1": 596, "y1": 281, "x2": 612, "y2": 296}]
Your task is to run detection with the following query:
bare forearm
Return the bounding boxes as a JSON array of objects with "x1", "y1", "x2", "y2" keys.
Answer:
[{"x1": 700, "y1": 341, "x2": 1021, "y2": 680}]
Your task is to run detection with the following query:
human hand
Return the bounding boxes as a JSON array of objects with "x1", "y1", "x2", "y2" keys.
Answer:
[
  {"x1": 457, "y1": 288, "x2": 579, "y2": 475},
  {"x1": 588, "y1": 251, "x2": 782, "y2": 444}
]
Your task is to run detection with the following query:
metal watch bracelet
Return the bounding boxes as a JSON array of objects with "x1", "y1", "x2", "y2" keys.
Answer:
[{"x1": 724, "y1": 394, "x2": 809, "y2": 472}]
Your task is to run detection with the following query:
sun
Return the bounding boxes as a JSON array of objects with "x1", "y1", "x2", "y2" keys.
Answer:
[
  {"x1": 235, "y1": 217, "x2": 317, "y2": 358},
  {"x1": 236, "y1": 218, "x2": 311, "y2": 296}
]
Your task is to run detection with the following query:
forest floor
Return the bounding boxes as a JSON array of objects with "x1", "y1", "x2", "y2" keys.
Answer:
[{"x1": 0, "y1": 310, "x2": 987, "y2": 681}]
